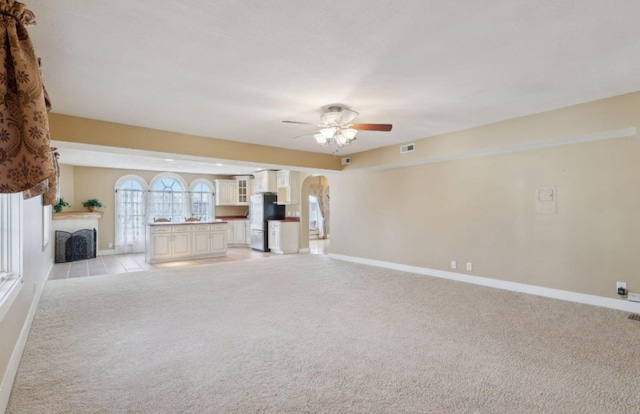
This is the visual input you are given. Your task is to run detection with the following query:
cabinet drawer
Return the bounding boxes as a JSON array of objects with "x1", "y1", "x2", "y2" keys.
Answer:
[
  {"x1": 150, "y1": 226, "x2": 171, "y2": 234},
  {"x1": 268, "y1": 222, "x2": 280, "y2": 230},
  {"x1": 192, "y1": 224, "x2": 211, "y2": 232},
  {"x1": 172, "y1": 225, "x2": 192, "y2": 233}
]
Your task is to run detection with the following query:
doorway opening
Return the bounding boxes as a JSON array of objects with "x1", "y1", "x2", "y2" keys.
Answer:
[
  {"x1": 303, "y1": 175, "x2": 329, "y2": 255},
  {"x1": 309, "y1": 195, "x2": 329, "y2": 254}
]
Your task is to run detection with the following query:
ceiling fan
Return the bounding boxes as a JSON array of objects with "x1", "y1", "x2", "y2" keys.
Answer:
[{"x1": 282, "y1": 105, "x2": 392, "y2": 149}]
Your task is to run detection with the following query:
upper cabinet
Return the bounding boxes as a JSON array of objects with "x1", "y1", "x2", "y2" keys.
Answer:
[
  {"x1": 253, "y1": 170, "x2": 277, "y2": 193},
  {"x1": 215, "y1": 179, "x2": 236, "y2": 206},
  {"x1": 276, "y1": 170, "x2": 300, "y2": 205},
  {"x1": 216, "y1": 176, "x2": 255, "y2": 206},
  {"x1": 235, "y1": 176, "x2": 252, "y2": 205}
]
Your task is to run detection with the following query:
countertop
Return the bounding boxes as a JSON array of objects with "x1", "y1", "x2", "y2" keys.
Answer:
[
  {"x1": 267, "y1": 218, "x2": 301, "y2": 222},
  {"x1": 215, "y1": 216, "x2": 248, "y2": 220},
  {"x1": 147, "y1": 220, "x2": 228, "y2": 225}
]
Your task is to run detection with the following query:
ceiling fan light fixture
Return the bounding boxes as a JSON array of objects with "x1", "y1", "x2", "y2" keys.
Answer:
[
  {"x1": 314, "y1": 133, "x2": 328, "y2": 145},
  {"x1": 320, "y1": 127, "x2": 337, "y2": 139},
  {"x1": 335, "y1": 132, "x2": 348, "y2": 146},
  {"x1": 321, "y1": 111, "x2": 341, "y2": 125},
  {"x1": 343, "y1": 128, "x2": 357, "y2": 140},
  {"x1": 284, "y1": 105, "x2": 391, "y2": 152}
]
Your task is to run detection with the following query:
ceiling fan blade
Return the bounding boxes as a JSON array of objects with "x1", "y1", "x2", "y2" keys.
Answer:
[
  {"x1": 282, "y1": 120, "x2": 315, "y2": 125},
  {"x1": 292, "y1": 131, "x2": 317, "y2": 139},
  {"x1": 351, "y1": 123, "x2": 393, "y2": 132},
  {"x1": 337, "y1": 108, "x2": 359, "y2": 125}
]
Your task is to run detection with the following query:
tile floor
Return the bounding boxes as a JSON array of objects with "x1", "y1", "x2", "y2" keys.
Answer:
[{"x1": 49, "y1": 239, "x2": 329, "y2": 280}]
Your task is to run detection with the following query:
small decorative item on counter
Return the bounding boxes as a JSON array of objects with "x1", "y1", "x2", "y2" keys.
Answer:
[
  {"x1": 53, "y1": 197, "x2": 70, "y2": 213},
  {"x1": 82, "y1": 199, "x2": 104, "y2": 212}
]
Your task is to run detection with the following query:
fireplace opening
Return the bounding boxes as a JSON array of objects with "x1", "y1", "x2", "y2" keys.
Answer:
[{"x1": 55, "y1": 228, "x2": 97, "y2": 263}]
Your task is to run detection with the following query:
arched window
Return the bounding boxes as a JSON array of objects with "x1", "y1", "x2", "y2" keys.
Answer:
[
  {"x1": 148, "y1": 173, "x2": 188, "y2": 223},
  {"x1": 189, "y1": 179, "x2": 215, "y2": 221},
  {"x1": 114, "y1": 175, "x2": 148, "y2": 254}
]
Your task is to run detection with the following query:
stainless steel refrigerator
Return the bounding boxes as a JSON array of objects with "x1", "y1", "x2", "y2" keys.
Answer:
[{"x1": 250, "y1": 193, "x2": 285, "y2": 251}]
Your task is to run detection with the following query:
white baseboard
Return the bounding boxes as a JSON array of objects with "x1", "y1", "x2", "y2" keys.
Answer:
[
  {"x1": 298, "y1": 248, "x2": 310, "y2": 254},
  {"x1": 97, "y1": 249, "x2": 117, "y2": 256},
  {"x1": 0, "y1": 263, "x2": 50, "y2": 413},
  {"x1": 329, "y1": 253, "x2": 640, "y2": 313}
]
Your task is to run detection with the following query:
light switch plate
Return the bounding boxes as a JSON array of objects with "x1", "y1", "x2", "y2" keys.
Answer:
[{"x1": 535, "y1": 186, "x2": 557, "y2": 214}]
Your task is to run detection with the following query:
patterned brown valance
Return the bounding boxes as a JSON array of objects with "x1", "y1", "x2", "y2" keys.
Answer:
[{"x1": 0, "y1": 0, "x2": 55, "y2": 197}]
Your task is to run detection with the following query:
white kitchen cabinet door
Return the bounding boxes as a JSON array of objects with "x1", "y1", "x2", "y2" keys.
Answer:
[
  {"x1": 235, "y1": 176, "x2": 250, "y2": 205},
  {"x1": 215, "y1": 180, "x2": 236, "y2": 206},
  {"x1": 150, "y1": 233, "x2": 172, "y2": 260},
  {"x1": 268, "y1": 222, "x2": 279, "y2": 250},
  {"x1": 276, "y1": 170, "x2": 300, "y2": 205},
  {"x1": 172, "y1": 232, "x2": 191, "y2": 257},
  {"x1": 233, "y1": 220, "x2": 246, "y2": 244},
  {"x1": 226, "y1": 223, "x2": 234, "y2": 244},
  {"x1": 277, "y1": 170, "x2": 290, "y2": 187},
  {"x1": 211, "y1": 231, "x2": 226, "y2": 253},
  {"x1": 253, "y1": 171, "x2": 277, "y2": 193},
  {"x1": 192, "y1": 232, "x2": 211, "y2": 255}
]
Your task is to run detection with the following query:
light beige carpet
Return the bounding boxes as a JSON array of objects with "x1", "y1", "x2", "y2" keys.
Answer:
[{"x1": 7, "y1": 254, "x2": 640, "y2": 413}]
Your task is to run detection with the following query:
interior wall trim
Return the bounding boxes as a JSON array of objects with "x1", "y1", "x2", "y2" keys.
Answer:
[
  {"x1": 347, "y1": 127, "x2": 637, "y2": 172},
  {"x1": 97, "y1": 249, "x2": 117, "y2": 256},
  {"x1": 0, "y1": 263, "x2": 51, "y2": 413},
  {"x1": 329, "y1": 253, "x2": 640, "y2": 313}
]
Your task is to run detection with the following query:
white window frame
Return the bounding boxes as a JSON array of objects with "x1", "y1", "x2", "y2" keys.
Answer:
[
  {"x1": 0, "y1": 193, "x2": 23, "y2": 322},
  {"x1": 189, "y1": 178, "x2": 215, "y2": 221},
  {"x1": 114, "y1": 175, "x2": 148, "y2": 254},
  {"x1": 148, "y1": 173, "x2": 189, "y2": 223}
]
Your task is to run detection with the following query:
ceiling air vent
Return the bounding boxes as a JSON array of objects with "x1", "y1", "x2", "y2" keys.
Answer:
[
  {"x1": 341, "y1": 157, "x2": 352, "y2": 165},
  {"x1": 400, "y1": 143, "x2": 415, "y2": 154}
]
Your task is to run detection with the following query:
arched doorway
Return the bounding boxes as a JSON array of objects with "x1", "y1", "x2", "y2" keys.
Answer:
[{"x1": 300, "y1": 175, "x2": 330, "y2": 255}]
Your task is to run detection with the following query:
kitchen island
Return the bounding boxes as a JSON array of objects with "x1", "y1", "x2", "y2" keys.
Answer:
[{"x1": 145, "y1": 220, "x2": 228, "y2": 264}]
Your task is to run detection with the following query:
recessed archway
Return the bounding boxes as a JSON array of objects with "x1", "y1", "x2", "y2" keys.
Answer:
[{"x1": 300, "y1": 175, "x2": 330, "y2": 254}]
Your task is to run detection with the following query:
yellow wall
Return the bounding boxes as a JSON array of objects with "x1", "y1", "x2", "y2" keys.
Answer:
[
  {"x1": 332, "y1": 92, "x2": 640, "y2": 300},
  {"x1": 58, "y1": 164, "x2": 75, "y2": 207},
  {"x1": 49, "y1": 114, "x2": 343, "y2": 171},
  {"x1": 346, "y1": 91, "x2": 640, "y2": 171}
]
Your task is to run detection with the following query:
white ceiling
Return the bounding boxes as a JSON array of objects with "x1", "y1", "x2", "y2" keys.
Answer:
[{"x1": 27, "y1": 0, "x2": 640, "y2": 171}]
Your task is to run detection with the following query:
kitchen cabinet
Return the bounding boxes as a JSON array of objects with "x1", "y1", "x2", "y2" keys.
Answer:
[
  {"x1": 191, "y1": 223, "x2": 227, "y2": 257},
  {"x1": 215, "y1": 179, "x2": 236, "y2": 206},
  {"x1": 147, "y1": 225, "x2": 191, "y2": 261},
  {"x1": 267, "y1": 220, "x2": 299, "y2": 254},
  {"x1": 235, "y1": 176, "x2": 251, "y2": 205},
  {"x1": 145, "y1": 222, "x2": 227, "y2": 264},
  {"x1": 253, "y1": 170, "x2": 277, "y2": 193},
  {"x1": 225, "y1": 219, "x2": 250, "y2": 246},
  {"x1": 276, "y1": 170, "x2": 300, "y2": 205},
  {"x1": 233, "y1": 220, "x2": 246, "y2": 244}
]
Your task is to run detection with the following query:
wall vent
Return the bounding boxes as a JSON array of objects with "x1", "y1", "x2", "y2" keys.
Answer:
[
  {"x1": 629, "y1": 314, "x2": 640, "y2": 321},
  {"x1": 341, "y1": 157, "x2": 352, "y2": 165},
  {"x1": 400, "y1": 143, "x2": 415, "y2": 154}
]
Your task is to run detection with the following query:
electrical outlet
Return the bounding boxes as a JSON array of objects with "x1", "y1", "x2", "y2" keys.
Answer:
[
  {"x1": 466, "y1": 262, "x2": 473, "y2": 271},
  {"x1": 450, "y1": 260, "x2": 457, "y2": 269},
  {"x1": 617, "y1": 282, "x2": 627, "y2": 296},
  {"x1": 108, "y1": 242, "x2": 113, "y2": 248}
]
